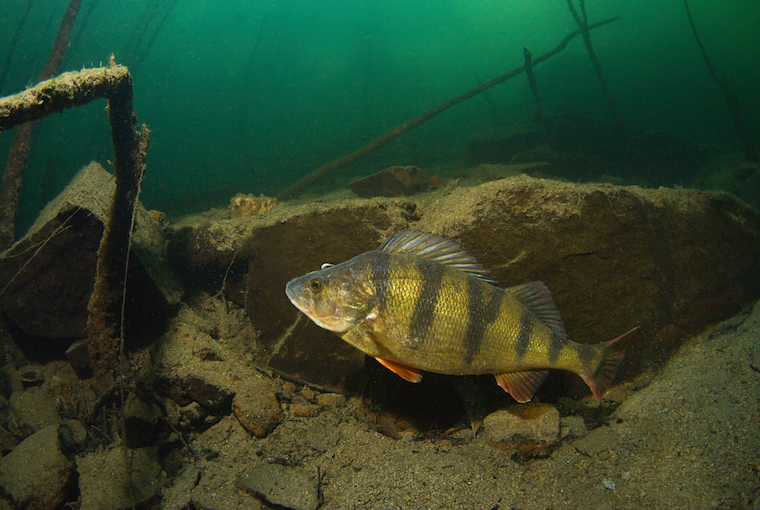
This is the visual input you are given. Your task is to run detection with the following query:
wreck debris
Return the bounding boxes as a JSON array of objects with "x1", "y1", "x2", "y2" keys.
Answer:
[{"x1": 277, "y1": 16, "x2": 619, "y2": 199}]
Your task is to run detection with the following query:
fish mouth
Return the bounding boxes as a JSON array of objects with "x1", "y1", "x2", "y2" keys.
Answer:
[
  {"x1": 285, "y1": 281, "x2": 301, "y2": 306},
  {"x1": 285, "y1": 280, "x2": 311, "y2": 315}
]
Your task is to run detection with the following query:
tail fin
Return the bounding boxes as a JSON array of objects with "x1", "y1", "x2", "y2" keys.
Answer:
[{"x1": 583, "y1": 327, "x2": 638, "y2": 400}]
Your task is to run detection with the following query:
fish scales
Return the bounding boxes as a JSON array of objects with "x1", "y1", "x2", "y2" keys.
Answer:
[
  {"x1": 367, "y1": 251, "x2": 566, "y2": 375},
  {"x1": 286, "y1": 229, "x2": 636, "y2": 402}
]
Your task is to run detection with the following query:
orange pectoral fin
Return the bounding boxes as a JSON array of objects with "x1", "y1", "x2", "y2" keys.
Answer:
[
  {"x1": 375, "y1": 357, "x2": 423, "y2": 383},
  {"x1": 494, "y1": 370, "x2": 549, "y2": 403}
]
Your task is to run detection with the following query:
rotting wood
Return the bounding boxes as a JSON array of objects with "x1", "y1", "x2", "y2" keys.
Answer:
[
  {"x1": 277, "y1": 16, "x2": 619, "y2": 200},
  {"x1": 0, "y1": 62, "x2": 149, "y2": 380}
]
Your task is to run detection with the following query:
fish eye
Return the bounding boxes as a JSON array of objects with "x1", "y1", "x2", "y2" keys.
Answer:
[{"x1": 309, "y1": 278, "x2": 323, "y2": 292}]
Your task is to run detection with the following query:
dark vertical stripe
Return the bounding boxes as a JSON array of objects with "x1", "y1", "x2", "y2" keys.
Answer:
[
  {"x1": 408, "y1": 258, "x2": 444, "y2": 347},
  {"x1": 464, "y1": 279, "x2": 503, "y2": 364},
  {"x1": 514, "y1": 307, "x2": 534, "y2": 361},
  {"x1": 548, "y1": 332, "x2": 565, "y2": 364},
  {"x1": 368, "y1": 252, "x2": 390, "y2": 311}
]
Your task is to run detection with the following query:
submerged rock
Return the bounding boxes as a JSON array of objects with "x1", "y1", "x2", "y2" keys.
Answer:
[
  {"x1": 234, "y1": 176, "x2": 760, "y2": 393},
  {"x1": 77, "y1": 446, "x2": 166, "y2": 510},
  {"x1": 484, "y1": 403, "x2": 560, "y2": 459},
  {"x1": 237, "y1": 464, "x2": 319, "y2": 510},
  {"x1": 349, "y1": 165, "x2": 444, "y2": 197},
  {"x1": 6, "y1": 387, "x2": 61, "y2": 439},
  {"x1": 232, "y1": 379, "x2": 283, "y2": 438},
  {"x1": 0, "y1": 424, "x2": 74, "y2": 510},
  {"x1": 0, "y1": 162, "x2": 181, "y2": 340}
]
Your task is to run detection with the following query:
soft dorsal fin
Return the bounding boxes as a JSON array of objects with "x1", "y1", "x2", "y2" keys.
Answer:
[
  {"x1": 506, "y1": 281, "x2": 567, "y2": 339},
  {"x1": 377, "y1": 229, "x2": 500, "y2": 286}
]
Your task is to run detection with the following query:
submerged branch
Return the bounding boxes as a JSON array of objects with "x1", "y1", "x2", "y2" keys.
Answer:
[
  {"x1": 278, "y1": 16, "x2": 619, "y2": 199},
  {"x1": 0, "y1": 62, "x2": 150, "y2": 379}
]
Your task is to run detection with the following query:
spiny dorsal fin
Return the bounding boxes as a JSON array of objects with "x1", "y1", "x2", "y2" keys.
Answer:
[
  {"x1": 377, "y1": 229, "x2": 500, "y2": 286},
  {"x1": 507, "y1": 281, "x2": 567, "y2": 339}
]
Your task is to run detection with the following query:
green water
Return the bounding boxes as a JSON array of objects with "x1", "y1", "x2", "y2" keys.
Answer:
[{"x1": 1, "y1": 0, "x2": 759, "y2": 232}]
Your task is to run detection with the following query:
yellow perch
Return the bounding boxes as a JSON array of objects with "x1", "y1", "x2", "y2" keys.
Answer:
[{"x1": 286, "y1": 229, "x2": 636, "y2": 402}]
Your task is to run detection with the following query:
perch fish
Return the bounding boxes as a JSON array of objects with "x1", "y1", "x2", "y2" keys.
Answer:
[{"x1": 285, "y1": 229, "x2": 636, "y2": 402}]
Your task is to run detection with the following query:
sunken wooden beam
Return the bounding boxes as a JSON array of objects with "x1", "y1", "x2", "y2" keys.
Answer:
[
  {"x1": 278, "y1": 16, "x2": 619, "y2": 199},
  {"x1": 0, "y1": 63, "x2": 149, "y2": 379},
  {"x1": 0, "y1": 0, "x2": 82, "y2": 249},
  {"x1": 683, "y1": 0, "x2": 758, "y2": 170},
  {"x1": 566, "y1": 0, "x2": 626, "y2": 129}
]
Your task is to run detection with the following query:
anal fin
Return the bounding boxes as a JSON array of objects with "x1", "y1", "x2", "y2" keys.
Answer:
[
  {"x1": 375, "y1": 357, "x2": 423, "y2": 383},
  {"x1": 494, "y1": 370, "x2": 549, "y2": 403}
]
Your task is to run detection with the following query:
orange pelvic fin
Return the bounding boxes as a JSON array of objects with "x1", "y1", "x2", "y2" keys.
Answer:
[
  {"x1": 375, "y1": 357, "x2": 423, "y2": 383},
  {"x1": 584, "y1": 327, "x2": 638, "y2": 400},
  {"x1": 494, "y1": 370, "x2": 549, "y2": 403}
]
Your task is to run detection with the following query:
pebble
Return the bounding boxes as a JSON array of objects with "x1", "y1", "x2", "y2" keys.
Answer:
[
  {"x1": 232, "y1": 381, "x2": 283, "y2": 438},
  {"x1": 316, "y1": 392, "x2": 346, "y2": 408}
]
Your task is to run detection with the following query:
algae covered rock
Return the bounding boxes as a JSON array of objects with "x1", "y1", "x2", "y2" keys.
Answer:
[
  {"x1": 0, "y1": 424, "x2": 74, "y2": 510},
  {"x1": 0, "y1": 161, "x2": 181, "y2": 340}
]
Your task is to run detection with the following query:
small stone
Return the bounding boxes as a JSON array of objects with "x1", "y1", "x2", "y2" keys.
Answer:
[
  {"x1": 59, "y1": 419, "x2": 87, "y2": 452},
  {"x1": 0, "y1": 424, "x2": 74, "y2": 510},
  {"x1": 603, "y1": 478, "x2": 616, "y2": 490},
  {"x1": 573, "y1": 425, "x2": 619, "y2": 457},
  {"x1": 237, "y1": 464, "x2": 319, "y2": 510},
  {"x1": 229, "y1": 193, "x2": 277, "y2": 218},
  {"x1": 233, "y1": 380, "x2": 283, "y2": 438},
  {"x1": 484, "y1": 403, "x2": 560, "y2": 459},
  {"x1": 77, "y1": 446, "x2": 166, "y2": 510},
  {"x1": 7, "y1": 387, "x2": 62, "y2": 439},
  {"x1": 316, "y1": 392, "x2": 346, "y2": 408},
  {"x1": 560, "y1": 415, "x2": 588, "y2": 438},
  {"x1": 17, "y1": 365, "x2": 44, "y2": 387},
  {"x1": 179, "y1": 401, "x2": 206, "y2": 427},
  {"x1": 299, "y1": 387, "x2": 316, "y2": 401},
  {"x1": 484, "y1": 403, "x2": 560, "y2": 445},
  {"x1": 65, "y1": 339, "x2": 92, "y2": 378},
  {"x1": 290, "y1": 398, "x2": 319, "y2": 418},
  {"x1": 123, "y1": 393, "x2": 163, "y2": 448}
]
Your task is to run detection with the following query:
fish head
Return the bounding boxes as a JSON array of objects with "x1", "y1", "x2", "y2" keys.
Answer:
[{"x1": 285, "y1": 261, "x2": 375, "y2": 334}]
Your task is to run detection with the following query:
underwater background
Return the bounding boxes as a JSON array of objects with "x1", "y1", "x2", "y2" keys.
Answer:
[{"x1": 1, "y1": 0, "x2": 759, "y2": 231}]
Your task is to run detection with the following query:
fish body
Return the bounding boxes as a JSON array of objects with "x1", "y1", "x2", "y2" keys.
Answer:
[{"x1": 285, "y1": 230, "x2": 634, "y2": 402}]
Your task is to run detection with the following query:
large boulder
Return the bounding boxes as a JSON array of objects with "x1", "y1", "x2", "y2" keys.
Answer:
[
  {"x1": 0, "y1": 162, "x2": 181, "y2": 341},
  {"x1": 169, "y1": 176, "x2": 760, "y2": 395}
]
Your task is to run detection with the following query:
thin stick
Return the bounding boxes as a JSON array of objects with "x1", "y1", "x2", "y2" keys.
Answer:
[
  {"x1": 523, "y1": 47, "x2": 542, "y2": 119},
  {"x1": 683, "y1": 0, "x2": 757, "y2": 163},
  {"x1": 0, "y1": 0, "x2": 83, "y2": 249},
  {"x1": 566, "y1": 0, "x2": 625, "y2": 128},
  {"x1": 277, "y1": 16, "x2": 619, "y2": 199}
]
